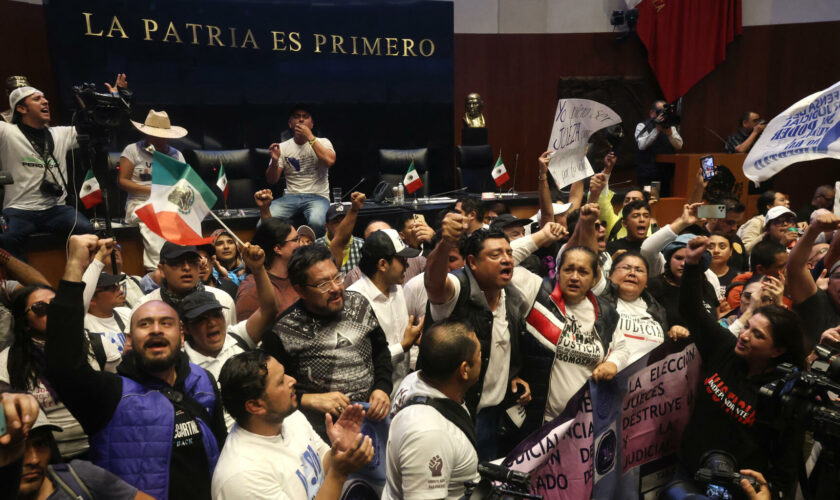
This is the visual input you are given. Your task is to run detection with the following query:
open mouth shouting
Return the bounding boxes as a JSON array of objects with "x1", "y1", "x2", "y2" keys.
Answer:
[{"x1": 144, "y1": 337, "x2": 170, "y2": 354}]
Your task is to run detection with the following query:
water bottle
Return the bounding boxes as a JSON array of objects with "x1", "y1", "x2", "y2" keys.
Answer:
[{"x1": 398, "y1": 182, "x2": 405, "y2": 204}]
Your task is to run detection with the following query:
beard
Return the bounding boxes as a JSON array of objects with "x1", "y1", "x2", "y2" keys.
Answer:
[{"x1": 137, "y1": 347, "x2": 180, "y2": 373}]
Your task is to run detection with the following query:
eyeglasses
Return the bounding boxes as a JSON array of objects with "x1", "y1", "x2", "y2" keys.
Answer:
[
  {"x1": 306, "y1": 272, "x2": 346, "y2": 293},
  {"x1": 25, "y1": 301, "x2": 49, "y2": 317},
  {"x1": 286, "y1": 235, "x2": 301, "y2": 244},
  {"x1": 615, "y1": 264, "x2": 647, "y2": 275},
  {"x1": 771, "y1": 217, "x2": 796, "y2": 226},
  {"x1": 741, "y1": 291, "x2": 752, "y2": 301}
]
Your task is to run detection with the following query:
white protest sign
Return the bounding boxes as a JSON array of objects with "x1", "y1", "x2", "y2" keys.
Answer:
[
  {"x1": 744, "y1": 80, "x2": 840, "y2": 185},
  {"x1": 834, "y1": 181, "x2": 840, "y2": 217},
  {"x1": 547, "y1": 99, "x2": 621, "y2": 189}
]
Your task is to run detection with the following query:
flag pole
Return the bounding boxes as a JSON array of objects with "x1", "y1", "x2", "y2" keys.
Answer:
[
  {"x1": 497, "y1": 149, "x2": 502, "y2": 198},
  {"x1": 207, "y1": 211, "x2": 246, "y2": 247},
  {"x1": 219, "y1": 160, "x2": 229, "y2": 216}
]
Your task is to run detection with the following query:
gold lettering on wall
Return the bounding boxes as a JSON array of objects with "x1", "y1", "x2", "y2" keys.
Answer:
[
  {"x1": 206, "y1": 25, "x2": 224, "y2": 46},
  {"x1": 419, "y1": 39, "x2": 434, "y2": 57},
  {"x1": 241, "y1": 29, "x2": 259, "y2": 49},
  {"x1": 402, "y1": 38, "x2": 416, "y2": 57},
  {"x1": 385, "y1": 37, "x2": 398, "y2": 56},
  {"x1": 185, "y1": 23, "x2": 203, "y2": 44},
  {"x1": 142, "y1": 18, "x2": 158, "y2": 40},
  {"x1": 163, "y1": 22, "x2": 183, "y2": 43},
  {"x1": 349, "y1": 36, "x2": 359, "y2": 55},
  {"x1": 362, "y1": 37, "x2": 380, "y2": 56},
  {"x1": 271, "y1": 31, "x2": 287, "y2": 51},
  {"x1": 228, "y1": 27, "x2": 237, "y2": 47},
  {"x1": 288, "y1": 32, "x2": 302, "y2": 52},
  {"x1": 82, "y1": 12, "x2": 103, "y2": 37},
  {"x1": 313, "y1": 33, "x2": 327, "y2": 53},
  {"x1": 106, "y1": 16, "x2": 129, "y2": 39},
  {"x1": 331, "y1": 35, "x2": 346, "y2": 54}
]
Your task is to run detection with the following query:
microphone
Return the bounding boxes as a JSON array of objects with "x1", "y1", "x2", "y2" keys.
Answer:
[
  {"x1": 341, "y1": 177, "x2": 366, "y2": 198},
  {"x1": 428, "y1": 186, "x2": 467, "y2": 198},
  {"x1": 508, "y1": 153, "x2": 519, "y2": 194},
  {"x1": 704, "y1": 127, "x2": 729, "y2": 149}
]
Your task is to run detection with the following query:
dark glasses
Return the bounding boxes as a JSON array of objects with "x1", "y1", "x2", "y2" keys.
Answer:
[{"x1": 25, "y1": 301, "x2": 49, "y2": 317}]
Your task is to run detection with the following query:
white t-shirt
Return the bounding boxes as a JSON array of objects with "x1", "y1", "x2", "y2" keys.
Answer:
[
  {"x1": 184, "y1": 321, "x2": 255, "y2": 431},
  {"x1": 211, "y1": 411, "x2": 330, "y2": 500},
  {"x1": 384, "y1": 372, "x2": 479, "y2": 500},
  {"x1": 0, "y1": 339, "x2": 115, "y2": 458},
  {"x1": 0, "y1": 122, "x2": 77, "y2": 210},
  {"x1": 613, "y1": 297, "x2": 664, "y2": 369},
  {"x1": 84, "y1": 306, "x2": 131, "y2": 366},
  {"x1": 120, "y1": 140, "x2": 185, "y2": 223},
  {"x1": 348, "y1": 275, "x2": 411, "y2": 395},
  {"x1": 403, "y1": 273, "x2": 429, "y2": 319},
  {"x1": 430, "y1": 275, "x2": 509, "y2": 412},
  {"x1": 133, "y1": 286, "x2": 236, "y2": 327},
  {"x1": 274, "y1": 137, "x2": 334, "y2": 199}
]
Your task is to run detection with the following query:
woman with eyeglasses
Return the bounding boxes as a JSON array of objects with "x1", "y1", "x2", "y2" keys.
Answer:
[
  {"x1": 0, "y1": 284, "x2": 98, "y2": 459},
  {"x1": 598, "y1": 250, "x2": 682, "y2": 369},
  {"x1": 739, "y1": 190, "x2": 790, "y2": 254},
  {"x1": 675, "y1": 236, "x2": 805, "y2": 499},
  {"x1": 756, "y1": 206, "x2": 799, "y2": 250}
]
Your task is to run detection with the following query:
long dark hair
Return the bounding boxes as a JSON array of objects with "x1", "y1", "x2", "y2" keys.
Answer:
[
  {"x1": 755, "y1": 305, "x2": 806, "y2": 370},
  {"x1": 8, "y1": 284, "x2": 54, "y2": 391}
]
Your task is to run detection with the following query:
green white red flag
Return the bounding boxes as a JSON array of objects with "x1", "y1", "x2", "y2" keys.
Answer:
[
  {"x1": 403, "y1": 161, "x2": 423, "y2": 194},
  {"x1": 491, "y1": 155, "x2": 510, "y2": 187},
  {"x1": 134, "y1": 152, "x2": 217, "y2": 245},
  {"x1": 216, "y1": 162, "x2": 229, "y2": 199},
  {"x1": 79, "y1": 169, "x2": 102, "y2": 209}
]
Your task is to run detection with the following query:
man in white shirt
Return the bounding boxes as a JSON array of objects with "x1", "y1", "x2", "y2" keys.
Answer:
[
  {"x1": 0, "y1": 85, "x2": 111, "y2": 258},
  {"x1": 212, "y1": 350, "x2": 373, "y2": 500},
  {"x1": 85, "y1": 272, "x2": 131, "y2": 359},
  {"x1": 133, "y1": 241, "x2": 236, "y2": 326},
  {"x1": 181, "y1": 242, "x2": 278, "y2": 430},
  {"x1": 348, "y1": 229, "x2": 424, "y2": 396},
  {"x1": 266, "y1": 104, "x2": 336, "y2": 238},
  {"x1": 634, "y1": 100, "x2": 684, "y2": 197},
  {"x1": 384, "y1": 320, "x2": 481, "y2": 500}
]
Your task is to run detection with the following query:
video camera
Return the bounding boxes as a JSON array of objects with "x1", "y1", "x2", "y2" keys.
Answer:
[
  {"x1": 462, "y1": 462, "x2": 541, "y2": 500},
  {"x1": 71, "y1": 83, "x2": 132, "y2": 132},
  {"x1": 654, "y1": 102, "x2": 681, "y2": 128}
]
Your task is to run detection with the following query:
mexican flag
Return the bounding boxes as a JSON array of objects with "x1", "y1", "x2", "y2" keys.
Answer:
[
  {"x1": 491, "y1": 155, "x2": 510, "y2": 187},
  {"x1": 134, "y1": 152, "x2": 217, "y2": 245},
  {"x1": 79, "y1": 169, "x2": 102, "y2": 209},
  {"x1": 216, "y1": 162, "x2": 229, "y2": 199},
  {"x1": 403, "y1": 161, "x2": 423, "y2": 194}
]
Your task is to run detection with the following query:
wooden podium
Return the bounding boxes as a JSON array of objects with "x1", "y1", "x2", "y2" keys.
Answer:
[{"x1": 650, "y1": 153, "x2": 754, "y2": 223}]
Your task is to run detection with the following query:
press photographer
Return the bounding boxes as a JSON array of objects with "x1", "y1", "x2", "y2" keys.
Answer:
[
  {"x1": 635, "y1": 100, "x2": 683, "y2": 197},
  {"x1": 670, "y1": 235, "x2": 805, "y2": 499},
  {"x1": 0, "y1": 74, "x2": 129, "y2": 260}
]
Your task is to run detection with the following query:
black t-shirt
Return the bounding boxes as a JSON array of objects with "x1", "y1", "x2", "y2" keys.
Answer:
[
  {"x1": 715, "y1": 267, "x2": 740, "y2": 297},
  {"x1": 793, "y1": 289, "x2": 840, "y2": 348},
  {"x1": 647, "y1": 275, "x2": 719, "y2": 328},
  {"x1": 170, "y1": 406, "x2": 211, "y2": 500},
  {"x1": 606, "y1": 237, "x2": 643, "y2": 256}
]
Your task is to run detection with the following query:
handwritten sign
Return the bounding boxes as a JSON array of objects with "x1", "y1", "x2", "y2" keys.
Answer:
[
  {"x1": 546, "y1": 99, "x2": 622, "y2": 189},
  {"x1": 744, "y1": 80, "x2": 840, "y2": 185}
]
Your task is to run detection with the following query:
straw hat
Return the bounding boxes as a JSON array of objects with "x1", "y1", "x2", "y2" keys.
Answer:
[{"x1": 131, "y1": 110, "x2": 188, "y2": 139}]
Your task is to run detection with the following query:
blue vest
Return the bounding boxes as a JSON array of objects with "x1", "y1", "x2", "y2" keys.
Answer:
[{"x1": 88, "y1": 363, "x2": 220, "y2": 500}]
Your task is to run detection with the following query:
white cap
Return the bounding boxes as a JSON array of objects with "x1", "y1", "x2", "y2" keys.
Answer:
[
  {"x1": 9, "y1": 86, "x2": 41, "y2": 111},
  {"x1": 765, "y1": 205, "x2": 796, "y2": 225},
  {"x1": 531, "y1": 202, "x2": 573, "y2": 221},
  {"x1": 31, "y1": 410, "x2": 63, "y2": 433}
]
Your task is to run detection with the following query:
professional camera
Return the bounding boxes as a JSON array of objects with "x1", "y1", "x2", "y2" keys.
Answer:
[
  {"x1": 461, "y1": 462, "x2": 541, "y2": 500},
  {"x1": 659, "y1": 451, "x2": 761, "y2": 500},
  {"x1": 654, "y1": 102, "x2": 681, "y2": 128},
  {"x1": 71, "y1": 83, "x2": 132, "y2": 132}
]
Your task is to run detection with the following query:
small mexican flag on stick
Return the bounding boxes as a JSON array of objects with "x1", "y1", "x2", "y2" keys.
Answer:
[
  {"x1": 134, "y1": 152, "x2": 218, "y2": 245},
  {"x1": 80, "y1": 169, "x2": 103, "y2": 209},
  {"x1": 491, "y1": 154, "x2": 510, "y2": 187},
  {"x1": 216, "y1": 162, "x2": 229, "y2": 200},
  {"x1": 403, "y1": 161, "x2": 423, "y2": 194}
]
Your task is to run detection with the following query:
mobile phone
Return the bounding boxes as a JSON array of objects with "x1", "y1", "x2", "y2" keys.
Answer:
[
  {"x1": 698, "y1": 204, "x2": 726, "y2": 219},
  {"x1": 700, "y1": 155, "x2": 716, "y2": 181},
  {"x1": 0, "y1": 400, "x2": 5, "y2": 436},
  {"x1": 650, "y1": 181, "x2": 661, "y2": 201}
]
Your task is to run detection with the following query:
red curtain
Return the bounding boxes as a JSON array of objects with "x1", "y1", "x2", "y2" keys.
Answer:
[{"x1": 636, "y1": 0, "x2": 742, "y2": 102}]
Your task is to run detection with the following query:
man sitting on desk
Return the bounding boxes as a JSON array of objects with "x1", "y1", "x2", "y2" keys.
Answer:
[{"x1": 266, "y1": 104, "x2": 336, "y2": 238}]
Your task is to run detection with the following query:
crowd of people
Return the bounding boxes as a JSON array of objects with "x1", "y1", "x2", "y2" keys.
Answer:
[{"x1": 0, "y1": 80, "x2": 836, "y2": 500}]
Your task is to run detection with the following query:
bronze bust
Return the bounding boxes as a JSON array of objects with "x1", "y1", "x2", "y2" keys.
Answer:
[{"x1": 463, "y1": 93, "x2": 486, "y2": 128}]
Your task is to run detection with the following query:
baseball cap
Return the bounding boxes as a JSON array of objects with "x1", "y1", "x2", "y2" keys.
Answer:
[
  {"x1": 297, "y1": 225, "x2": 316, "y2": 241},
  {"x1": 160, "y1": 241, "x2": 200, "y2": 261},
  {"x1": 32, "y1": 410, "x2": 63, "y2": 433},
  {"x1": 490, "y1": 214, "x2": 532, "y2": 231},
  {"x1": 9, "y1": 86, "x2": 41, "y2": 110},
  {"x1": 96, "y1": 272, "x2": 121, "y2": 289},
  {"x1": 363, "y1": 229, "x2": 421, "y2": 260},
  {"x1": 531, "y1": 202, "x2": 573, "y2": 222},
  {"x1": 326, "y1": 203, "x2": 349, "y2": 222},
  {"x1": 180, "y1": 290, "x2": 228, "y2": 320},
  {"x1": 765, "y1": 206, "x2": 796, "y2": 226}
]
